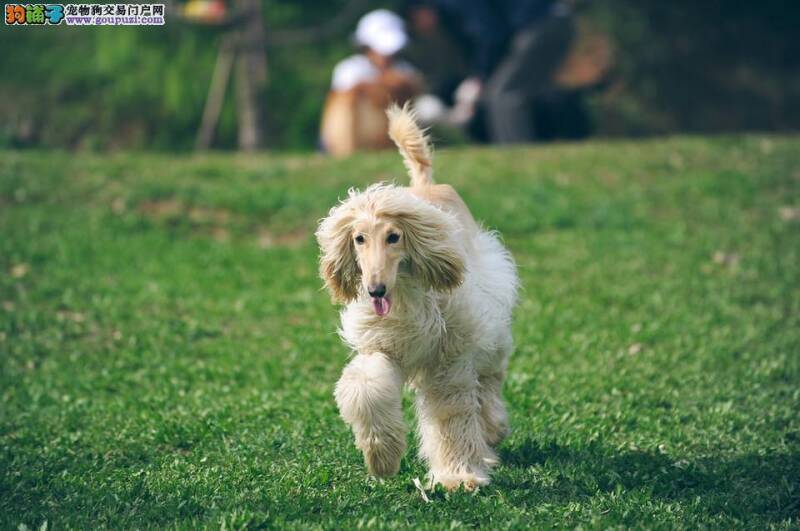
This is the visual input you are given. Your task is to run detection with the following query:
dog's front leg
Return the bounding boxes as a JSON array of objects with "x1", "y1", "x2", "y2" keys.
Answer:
[
  {"x1": 416, "y1": 372, "x2": 498, "y2": 491},
  {"x1": 334, "y1": 352, "x2": 407, "y2": 477}
]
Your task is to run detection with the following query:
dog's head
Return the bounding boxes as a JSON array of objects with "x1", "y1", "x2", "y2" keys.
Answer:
[{"x1": 315, "y1": 185, "x2": 465, "y2": 316}]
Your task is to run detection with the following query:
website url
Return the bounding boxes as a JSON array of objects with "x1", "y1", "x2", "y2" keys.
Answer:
[{"x1": 64, "y1": 14, "x2": 163, "y2": 24}]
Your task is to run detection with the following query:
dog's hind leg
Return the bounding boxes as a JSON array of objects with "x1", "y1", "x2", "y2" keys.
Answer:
[
  {"x1": 334, "y1": 352, "x2": 407, "y2": 478},
  {"x1": 478, "y1": 370, "x2": 510, "y2": 447},
  {"x1": 478, "y1": 336, "x2": 512, "y2": 447}
]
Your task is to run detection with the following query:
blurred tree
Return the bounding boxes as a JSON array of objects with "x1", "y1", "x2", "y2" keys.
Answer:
[{"x1": 194, "y1": 0, "x2": 268, "y2": 152}]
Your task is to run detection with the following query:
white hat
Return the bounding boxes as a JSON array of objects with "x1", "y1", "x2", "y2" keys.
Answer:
[{"x1": 354, "y1": 9, "x2": 408, "y2": 56}]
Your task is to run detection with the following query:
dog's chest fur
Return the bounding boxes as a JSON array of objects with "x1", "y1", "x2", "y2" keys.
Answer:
[{"x1": 338, "y1": 283, "x2": 478, "y2": 374}]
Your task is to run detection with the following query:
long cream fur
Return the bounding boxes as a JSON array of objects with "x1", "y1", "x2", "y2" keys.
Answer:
[
  {"x1": 387, "y1": 103, "x2": 433, "y2": 187},
  {"x1": 316, "y1": 105, "x2": 518, "y2": 491}
]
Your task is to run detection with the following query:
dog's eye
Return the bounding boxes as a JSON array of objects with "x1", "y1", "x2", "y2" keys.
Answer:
[
  {"x1": 354, "y1": 235, "x2": 365, "y2": 245},
  {"x1": 387, "y1": 233, "x2": 400, "y2": 244}
]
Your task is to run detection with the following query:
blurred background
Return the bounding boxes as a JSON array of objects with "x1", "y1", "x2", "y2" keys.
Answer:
[{"x1": 2, "y1": 0, "x2": 799, "y2": 153}]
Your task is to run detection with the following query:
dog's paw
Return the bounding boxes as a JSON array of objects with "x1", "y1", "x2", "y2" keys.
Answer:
[
  {"x1": 360, "y1": 433, "x2": 405, "y2": 478},
  {"x1": 431, "y1": 471, "x2": 490, "y2": 492}
]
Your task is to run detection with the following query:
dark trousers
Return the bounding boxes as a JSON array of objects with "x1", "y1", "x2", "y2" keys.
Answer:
[{"x1": 484, "y1": 13, "x2": 575, "y2": 143}]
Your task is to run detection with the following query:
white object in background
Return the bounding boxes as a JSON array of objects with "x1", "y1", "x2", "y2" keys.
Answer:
[
  {"x1": 454, "y1": 77, "x2": 482, "y2": 107},
  {"x1": 448, "y1": 77, "x2": 483, "y2": 126},
  {"x1": 414, "y1": 94, "x2": 447, "y2": 125},
  {"x1": 354, "y1": 9, "x2": 408, "y2": 56},
  {"x1": 331, "y1": 55, "x2": 379, "y2": 91}
]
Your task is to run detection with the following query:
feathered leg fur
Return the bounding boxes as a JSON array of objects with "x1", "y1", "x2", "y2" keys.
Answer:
[
  {"x1": 334, "y1": 353, "x2": 407, "y2": 477},
  {"x1": 414, "y1": 360, "x2": 498, "y2": 491}
]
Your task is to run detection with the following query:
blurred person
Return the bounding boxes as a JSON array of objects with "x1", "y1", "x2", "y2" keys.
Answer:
[
  {"x1": 401, "y1": 4, "x2": 469, "y2": 111},
  {"x1": 320, "y1": 9, "x2": 421, "y2": 157},
  {"x1": 404, "y1": 0, "x2": 577, "y2": 144}
]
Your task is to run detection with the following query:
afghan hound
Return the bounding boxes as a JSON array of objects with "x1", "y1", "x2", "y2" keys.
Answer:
[{"x1": 316, "y1": 103, "x2": 518, "y2": 491}]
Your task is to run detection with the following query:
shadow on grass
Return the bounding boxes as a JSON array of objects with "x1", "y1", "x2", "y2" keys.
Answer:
[{"x1": 496, "y1": 438, "x2": 800, "y2": 524}]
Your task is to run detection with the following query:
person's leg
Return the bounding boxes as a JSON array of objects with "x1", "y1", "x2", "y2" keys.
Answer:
[{"x1": 484, "y1": 13, "x2": 575, "y2": 144}]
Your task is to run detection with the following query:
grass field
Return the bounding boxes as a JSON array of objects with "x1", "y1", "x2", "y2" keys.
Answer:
[{"x1": 2, "y1": 137, "x2": 799, "y2": 529}]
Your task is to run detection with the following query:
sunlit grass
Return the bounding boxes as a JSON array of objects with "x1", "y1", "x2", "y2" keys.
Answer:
[{"x1": 2, "y1": 137, "x2": 799, "y2": 528}]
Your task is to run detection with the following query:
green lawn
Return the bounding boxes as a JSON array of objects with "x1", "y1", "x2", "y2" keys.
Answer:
[{"x1": 2, "y1": 137, "x2": 799, "y2": 529}]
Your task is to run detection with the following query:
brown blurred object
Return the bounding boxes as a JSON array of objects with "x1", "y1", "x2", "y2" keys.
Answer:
[
  {"x1": 181, "y1": 0, "x2": 227, "y2": 24},
  {"x1": 553, "y1": 17, "x2": 615, "y2": 89},
  {"x1": 320, "y1": 71, "x2": 419, "y2": 158}
]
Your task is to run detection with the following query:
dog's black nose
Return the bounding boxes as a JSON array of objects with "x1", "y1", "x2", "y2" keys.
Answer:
[{"x1": 368, "y1": 284, "x2": 386, "y2": 298}]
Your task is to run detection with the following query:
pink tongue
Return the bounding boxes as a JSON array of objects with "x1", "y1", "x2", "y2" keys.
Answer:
[{"x1": 372, "y1": 297, "x2": 391, "y2": 316}]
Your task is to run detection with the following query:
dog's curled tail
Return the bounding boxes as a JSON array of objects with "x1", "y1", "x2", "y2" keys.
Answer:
[{"x1": 387, "y1": 102, "x2": 433, "y2": 187}]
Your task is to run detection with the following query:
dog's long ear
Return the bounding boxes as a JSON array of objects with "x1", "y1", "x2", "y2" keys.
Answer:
[
  {"x1": 316, "y1": 203, "x2": 360, "y2": 303},
  {"x1": 396, "y1": 203, "x2": 465, "y2": 292}
]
